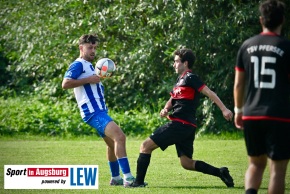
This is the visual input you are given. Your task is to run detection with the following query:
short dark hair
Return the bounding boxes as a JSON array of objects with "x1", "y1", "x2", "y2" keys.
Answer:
[
  {"x1": 174, "y1": 48, "x2": 196, "y2": 69},
  {"x1": 78, "y1": 34, "x2": 99, "y2": 45},
  {"x1": 259, "y1": 0, "x2": 285, "y2": 30}
]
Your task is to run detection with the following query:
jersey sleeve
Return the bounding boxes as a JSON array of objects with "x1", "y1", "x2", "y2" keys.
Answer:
[
  {"x1": 64, "y1": 61, "x2": 83, "y2": 79},
  {"x1": 235, "y1": 47, "x2": 245, "y2": 72},
  {"x1": 186, "y1": 74, "x2": 205, "y2": 92}
]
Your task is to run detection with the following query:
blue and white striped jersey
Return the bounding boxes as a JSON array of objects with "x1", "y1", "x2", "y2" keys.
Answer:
[{"x1": 64, "y1": 58, "x2": 108, "y2": 121}]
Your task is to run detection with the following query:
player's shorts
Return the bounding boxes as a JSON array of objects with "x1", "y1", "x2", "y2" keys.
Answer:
[
  {"x1": 243, "y1": 120, "x2": 290, "y2": 160},
  {"x1": 150, "y1": 121, "x2": 196, "y2": 158},
  {"x1": 85, "y1": 111, "x2": 113, "y2": 138}
]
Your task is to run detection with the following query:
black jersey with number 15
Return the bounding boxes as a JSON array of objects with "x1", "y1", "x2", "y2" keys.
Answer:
[{"x1": 236, "y1": 32, "x2": 290, "y2": 122}]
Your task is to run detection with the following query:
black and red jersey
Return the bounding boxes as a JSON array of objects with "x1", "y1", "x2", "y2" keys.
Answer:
[
  {"x1": 168, "y1": 70, "x2": 205, "y2": 126},
  {"x1": 236, "y1": 32, "x2": 290, "y2": 122}
]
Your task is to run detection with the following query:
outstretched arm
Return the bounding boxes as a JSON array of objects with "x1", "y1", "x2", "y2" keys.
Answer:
[{"x1": 200, "y1": 86, "x2": 233, "y2": 121}]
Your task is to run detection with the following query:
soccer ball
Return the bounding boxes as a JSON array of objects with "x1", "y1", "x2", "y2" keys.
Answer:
[{"x1": 95, "y1": 58, "x2": 116, "y2": 78}]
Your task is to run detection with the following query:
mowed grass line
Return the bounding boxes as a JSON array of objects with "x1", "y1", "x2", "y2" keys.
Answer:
[{"x1": 0, "y1": 137, "x2": 289, "y2": 194}]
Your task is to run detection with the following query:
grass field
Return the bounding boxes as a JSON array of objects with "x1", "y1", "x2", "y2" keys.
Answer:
[{"x1": 1, "y1": 136, "x2": 289, "y2": 194}]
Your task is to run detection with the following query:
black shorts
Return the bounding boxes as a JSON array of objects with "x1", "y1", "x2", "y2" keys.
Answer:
[
  {"x1": 244, "y1": 120, "x2": 290, "y2": 160},
  {"x1": 150, "y1": 121, "x2": 196, "y2": 158}
]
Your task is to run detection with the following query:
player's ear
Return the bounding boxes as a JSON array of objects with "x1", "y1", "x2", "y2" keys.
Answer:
[
  {"x1": 79, "y1": 45, "x2": 83, "y2": 52},
  {"x1": 259, "y1": 16, "x2": 264, "y2": 27}
]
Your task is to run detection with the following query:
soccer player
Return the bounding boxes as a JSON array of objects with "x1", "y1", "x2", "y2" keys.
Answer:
[
  {"x1": 62, "y1": 34, "x2": 135, "y2": 187},
  {"x1": 234, "y1": 1, "x2": 290, "y2": 193},
  {"x1": 129, "y1": 48, "x2": 234, "y2": 187}
]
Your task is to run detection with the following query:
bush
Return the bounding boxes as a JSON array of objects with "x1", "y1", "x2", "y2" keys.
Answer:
[
  {"x1": 0, "y1": 96, "x2": 169, "y2": 137},
  {"x1": 1, "y1": 0, "x2": 289, "y2": 135}
]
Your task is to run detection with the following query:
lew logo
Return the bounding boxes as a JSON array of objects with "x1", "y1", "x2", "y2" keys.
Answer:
[
  {"x1": 70, "y1": 167, "x2": 97, "y2": 186},
  {"x1": 4, "y1": 165, "x2": 99, "y2": 189}
]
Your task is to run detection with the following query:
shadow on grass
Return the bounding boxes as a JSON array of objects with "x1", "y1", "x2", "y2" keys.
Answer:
[{"x1": 148, "y1": 185, "x2": 244, "y2": 189}]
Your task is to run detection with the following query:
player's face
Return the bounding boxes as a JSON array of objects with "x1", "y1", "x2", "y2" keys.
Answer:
[
  {"x1": 80, "y1": 43, "x2": 97, "y2": 62},
  {"x1": 173, "y1": 55, "x2": 186, "y2": 75}
]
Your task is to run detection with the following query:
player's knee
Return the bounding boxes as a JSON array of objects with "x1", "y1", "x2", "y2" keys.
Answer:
[
  {"x1": 180, "y1": 156, "x2": 194, "y2": 170},
  {"x1": 181, "y1": 162, "x2": 191, "y2": 170},
  {"x1": 114, "y1": 131, "x2": 126, "y2": 144},
  {"x1": 139, "y1": 139, "x2": 154, "y2": 154}
]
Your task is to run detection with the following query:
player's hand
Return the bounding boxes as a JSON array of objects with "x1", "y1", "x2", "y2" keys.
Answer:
[
  {"x1": 87, "y1": 75, "x2": 101, "y2": 84},
  {"x1": 234, "y1": 113, "x2": 244, "y2": 130},
  {"x1": 160, "y1": 108, "x2": 169, "y2": 117},
  {"x1": 222, "y1": 108, "x2": 233, "y2": 121}
]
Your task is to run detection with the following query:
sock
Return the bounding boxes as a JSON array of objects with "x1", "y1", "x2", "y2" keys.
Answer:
[
  {"x1": 108, "y1": 161, "x2": 120, "y2": 177},
  {"x1": 245, "y1": 188, "x2": 257, "y2": 194},
  {"x1": 195, "y1": 160, "x2": 220, "y2": 177},
  {"x1": 112, "y1": 175, "x2": 122, "y2": 180},
  {"x1": 117, "y1": 157, "x2": 131, "y2": 175},
  {"x1": 135, "y1": 153, "x2": 151, "y2": 184}
]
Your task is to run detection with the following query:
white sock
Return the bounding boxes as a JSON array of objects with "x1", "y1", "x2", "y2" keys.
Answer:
[
  {"x1": 123, "y1": 173, "x2": 133, "y2": 179},
  {"x1": 112, "y1": 175, "x2": 122, "y2": 180}
]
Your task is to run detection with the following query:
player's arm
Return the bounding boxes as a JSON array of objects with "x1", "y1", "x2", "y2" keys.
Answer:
[
  {"x1": 200, "y1": 86, "x2": 233, "y2": 121},
  {"x1": 233, "y1": 71, "x2": 245, "y2": 110},
  {"x1": 62, "y1": 75, "x2": 100, "y2": 89},
  {"x1": 233, "y1": 70, "x2": 245, "y2": 129},
  {"x1": 160, "y1": 97, "x2": 173, "y2": 117}
]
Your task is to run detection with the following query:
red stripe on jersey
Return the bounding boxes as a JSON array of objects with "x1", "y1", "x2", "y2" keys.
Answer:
[
  {"x1": 198, "y1": 84, "x2": 206, "y2": 92},
  {"x1": 243, "y1": 116, "x2": 290, "y2": 123},
  {"x1": 260, "y1": 31, "x2": 279, "y2": 36},
  {"x1": 235, "y1": 67, "x2": 244, "y2": 71},
  {"x1": 168, "y1": 116, "x2": 197, "y2": 127},
  {"x1": 170, "y1": 86, "x2": 195, "y2": 100}
]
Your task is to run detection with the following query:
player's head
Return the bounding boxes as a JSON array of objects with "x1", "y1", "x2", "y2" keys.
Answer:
[
  {"x1": 78, "y1": 34, "x2": 99, "y2": 62},
  {"x1": 259, "y1": 0, "x2": 285, "y2": 31},
  {"x1": 173, "y1": 48, "x2": 196, "y2": 69}
]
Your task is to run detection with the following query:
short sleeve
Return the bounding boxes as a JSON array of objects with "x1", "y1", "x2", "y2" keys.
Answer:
[
  {"x1": 64, "y1": 61, "x2": 83, "y2": 79},
  {"x1": 186, "y1": 74, "x2": 205, "y2": 92}
]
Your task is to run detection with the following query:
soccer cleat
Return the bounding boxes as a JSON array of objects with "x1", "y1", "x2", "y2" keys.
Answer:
[
  {"x1": 127, "y1": 180, "x2": 148, "y2": 188},
  {"x1": 109, "y1": 178, "x2": 123, "y2": 186},
  {"x1": 123, "y1": 176, "x2": 136, "y2": 187},
  {"x1": 219, "y1": 167, "x2": 234, "y2": 187}
]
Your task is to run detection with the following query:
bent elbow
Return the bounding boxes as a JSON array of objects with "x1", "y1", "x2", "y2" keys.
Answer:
[{"x1": 62, "y1": 80, "x2": 69, "y2": 89}]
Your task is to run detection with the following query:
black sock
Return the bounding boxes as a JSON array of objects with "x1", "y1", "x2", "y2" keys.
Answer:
[
  {"x1": 135, "y1": 153, "x2": 151, "y2": 184},
  {"x1": 195, "y1": 160, "x2": 220, "y2": 177},
  {"x1": 245, "y1": 188, "x2": 257, "y2": 194}
]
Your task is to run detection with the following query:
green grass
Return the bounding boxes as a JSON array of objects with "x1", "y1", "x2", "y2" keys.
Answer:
[{"x1": 1, "y1": 136, "x2": 289, "y2": 194}]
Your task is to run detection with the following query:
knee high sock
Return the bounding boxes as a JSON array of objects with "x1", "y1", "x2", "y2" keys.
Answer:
[
  {"x1": 136, "y1": 153, "x2": 151, "y2": 184},
  {"x1": 108, "y1": 161, "x2": 120, "y2": 177},
  {"x1": 118, "y1": 157, "x2": 131, "y2": 175},
  {"x1": 195, "y1": 160, "x2": 220, "y2": 177}
]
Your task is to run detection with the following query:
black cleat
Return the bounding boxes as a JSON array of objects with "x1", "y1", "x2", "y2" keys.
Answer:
[
  {"x1": 127, "y1": 180, "x2": 148, "y2": 188},
  {"x1": 219, "y1": 167, "x2": 234, "y2": 187}
]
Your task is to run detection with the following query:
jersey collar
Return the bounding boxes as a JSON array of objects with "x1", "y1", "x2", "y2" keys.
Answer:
[
  {"x1": 180, "y1": 70, "x2": 192, "y2": 78},
  {"x1": 260, "y1": 31, "x2": 279, "y2": 36}
]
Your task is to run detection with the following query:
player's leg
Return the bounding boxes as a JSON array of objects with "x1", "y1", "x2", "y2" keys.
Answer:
[
  {"x1": 104, "y1": 121, "x2": 135, "y2": 186},
  {"x1": 243, "y1": 120, "x2": 267, "y2": 193},
  {"x1": 131, "y1": 137, "x2": 159, "y2": 187},
  {"x1": 103, "y1": 136, "x2": 123, "y2": 185},
  {"x1": 85, "y1": 113, "x2": 132, "y2": 186},
  {"x1": 245, "y1": 155, "x2": 267, "y2": 192},
  {"x1": 179, "y1": 154, "x2": 234, "y2": 187},
  {"x1": 130, "y1": 122, "x2": 178, "y2": 187},
  {"x1": 266, "y1": 121, "x2": 290, "y2": 194},
  {"x1": 104, "y1": 121, "x2": 127, "y2": 158},
  {"x1": 268, "y1": 159, "x2": 289, "y2": 194}
]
